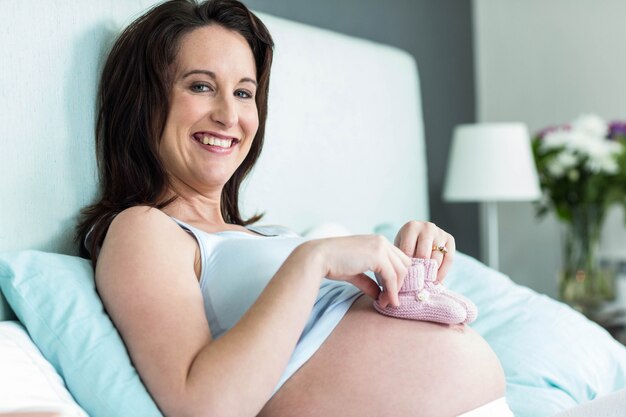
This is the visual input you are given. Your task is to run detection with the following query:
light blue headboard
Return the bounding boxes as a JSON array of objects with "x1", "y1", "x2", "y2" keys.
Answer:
[{"x1": 0, "y1": 2, "x2": 427, "y2": 320}]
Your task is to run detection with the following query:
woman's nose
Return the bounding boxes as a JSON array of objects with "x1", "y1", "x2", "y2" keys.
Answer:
[{"x1": 210, "y1": 94, "x2": 238, "y2": 128}]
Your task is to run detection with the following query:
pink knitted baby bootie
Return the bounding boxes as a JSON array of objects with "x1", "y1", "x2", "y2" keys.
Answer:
[
  {"x1": 373, "y1": 258, "x2": 467, "y2": 325},
  {"x1": 417, "y1": 258, "x2": 478, "y2": 325}
]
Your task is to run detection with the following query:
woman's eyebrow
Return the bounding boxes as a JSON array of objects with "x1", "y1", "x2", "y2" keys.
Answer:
[{"x1": 181, "y1": 69, "x2": 257, "y2": 86}]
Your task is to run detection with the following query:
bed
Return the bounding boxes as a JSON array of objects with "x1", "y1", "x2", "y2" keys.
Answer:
[{"x1": 1, "y1": 1, "x2": 626, "y2": 416}]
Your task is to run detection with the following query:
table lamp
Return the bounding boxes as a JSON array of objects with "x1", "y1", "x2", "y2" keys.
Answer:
[{"x1": 443, "y1": 123, "x2": 541, "y2": 270}]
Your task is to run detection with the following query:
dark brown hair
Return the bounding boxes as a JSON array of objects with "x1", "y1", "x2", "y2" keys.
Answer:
[{"x1": 76, "y1": 0, "x2": 274, "y2": 262}]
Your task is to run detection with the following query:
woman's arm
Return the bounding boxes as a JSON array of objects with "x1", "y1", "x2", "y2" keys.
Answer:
[{"x1": 96, "y1": 207, "x2": 411, "y2": 417}]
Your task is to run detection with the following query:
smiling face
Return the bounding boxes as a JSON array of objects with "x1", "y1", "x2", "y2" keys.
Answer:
[{"x1": 158, "y1": 24, "x2": 259, "y2": 197}]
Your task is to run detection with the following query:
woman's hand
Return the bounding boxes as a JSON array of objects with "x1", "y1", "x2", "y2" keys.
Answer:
[
  {"x1": 394, "y1": 221, "x2": 455, "y2": 283},
  {"x1": 301, "y1": 235, "x2": 412, "y2": 308}
]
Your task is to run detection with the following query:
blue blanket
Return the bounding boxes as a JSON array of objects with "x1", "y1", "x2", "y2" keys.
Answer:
[{"x1": 446, "y1": 253, "x2": 626, "y2": 417}]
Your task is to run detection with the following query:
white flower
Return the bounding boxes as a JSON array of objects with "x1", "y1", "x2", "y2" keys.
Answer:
[
  {"x1": 541, "y1": 129, "x2": 571, "y2": 151},
  {"x1": 580, "y1": 134, "x2": 613, "y2": 155},
  {"x1": 566, "y1": 130, "x2": 597, "y2": 155},
  {"x1": 532, "y1": 114, "x2": 626, "y2": 221},
  {"x1": 546, "y1": 151, "x2": 579, "y2": 177},
  {"x1": 541, "y1": 128, "x2": 596, "y2": 156},
  {"x1": 592, "y1": 158, "x2": 618, "y2": 174},
  {"x1": 571, "y1": 114, "x2": 608, "y2": 138},
  {"x1": 541, "y1": 117, "x2": 622, "y2": 172},
  {"x1": 584, "y1": 139, "x2": 622, "y2": 174},
  {"x1": 586, "y1": 152, "x2": 620, "y2": 174}
]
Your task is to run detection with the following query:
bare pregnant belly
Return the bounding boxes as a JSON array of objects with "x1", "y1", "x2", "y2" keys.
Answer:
[{"x1": 259, "y1": 295, "x2": 505, "y2": 417}]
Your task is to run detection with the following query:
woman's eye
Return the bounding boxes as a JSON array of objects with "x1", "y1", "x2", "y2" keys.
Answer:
[
  {"x1": 235, "y1": 89, "x2": 254, "y2": 99},
  {"x1": 190, "y1": 83, "x2": 212, "y2": 93}
]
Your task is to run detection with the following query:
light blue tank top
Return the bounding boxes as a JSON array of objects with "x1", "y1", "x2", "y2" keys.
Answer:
[{"x1": 172, "y1": 219, "x2": 362, "y2": 394}]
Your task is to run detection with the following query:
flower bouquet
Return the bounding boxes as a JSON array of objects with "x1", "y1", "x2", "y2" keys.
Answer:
[{"x1": 532, "y1": 114, "x2": 626, "y2": 313}]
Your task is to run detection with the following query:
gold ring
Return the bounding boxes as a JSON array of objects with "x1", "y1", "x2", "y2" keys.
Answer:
[{"x1": 432, "y1": 244, "x2": 448, "y2": 254}]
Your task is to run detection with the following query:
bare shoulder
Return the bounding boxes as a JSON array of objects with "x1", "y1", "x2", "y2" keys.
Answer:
[
  {"x1": 96, "y1": 205, "x2": 199, "y2": 291},
  {"x1": 102, "y1": 206, "x2": 195, "y2": 258},
  {"x1": 108, "y1": 205, "x2": 184, "y2": 239}
]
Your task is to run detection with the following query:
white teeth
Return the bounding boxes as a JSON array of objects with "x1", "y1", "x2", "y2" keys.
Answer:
[{"x1": 200, "y1": 135, "x2": 233, "y2": 148}]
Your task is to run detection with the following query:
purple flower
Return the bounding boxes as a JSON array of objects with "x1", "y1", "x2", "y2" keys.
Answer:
[
  {"x1": 535, "y1": 124, "x2": 570, "y2": 140},
  {"x1": 608, "y1": 121, "x2": 626, "y2": 139}
]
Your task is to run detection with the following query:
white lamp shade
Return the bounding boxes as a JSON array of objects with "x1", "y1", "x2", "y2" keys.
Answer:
[{"x1": 443, "y1": 123, "x2": 541, "y2": 202}]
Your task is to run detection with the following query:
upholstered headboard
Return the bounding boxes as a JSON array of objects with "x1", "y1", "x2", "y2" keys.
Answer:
[{"x1": 0, "y1": 2, "x2": 427, "y2": 320}]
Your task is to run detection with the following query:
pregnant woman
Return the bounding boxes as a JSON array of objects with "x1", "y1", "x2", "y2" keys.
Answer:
[{"x1": 77, "y1": 1, "x2": 509, "y2": 416}]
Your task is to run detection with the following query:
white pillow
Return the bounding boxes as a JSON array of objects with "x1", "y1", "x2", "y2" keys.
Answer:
[{"x1": 0, "y1": 321, "x2": 87, "y2": 416}]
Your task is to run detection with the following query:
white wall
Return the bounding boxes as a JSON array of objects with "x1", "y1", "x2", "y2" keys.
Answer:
[{"x1": 473, "y1": 0, "x2": 626, "y2": 297}]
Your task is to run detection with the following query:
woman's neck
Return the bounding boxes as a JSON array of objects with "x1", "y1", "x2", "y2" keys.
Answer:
[{"x1": 160, "y1": 182, "x2": 227, "y2": 228}]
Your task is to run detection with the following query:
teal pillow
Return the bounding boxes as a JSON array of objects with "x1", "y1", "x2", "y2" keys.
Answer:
[
  {"x1": 445, "y1": 253, "x2": 626, "y2": 417},
  {"x1": 0, "y1": 250, "x2": 162, "y2": 417}
]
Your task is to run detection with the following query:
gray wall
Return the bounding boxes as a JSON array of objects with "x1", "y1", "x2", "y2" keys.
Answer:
[
  {"x1": 474, "y1": 0, "x2": 626, "y2": 295},
  {"x1": 245, "y1": 0, "x2": 479, "y2": 258}
]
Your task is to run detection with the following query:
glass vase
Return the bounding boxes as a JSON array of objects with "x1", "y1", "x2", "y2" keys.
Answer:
[{"x1": 558, "y1": 205, "x2": 615, "y2": 316}]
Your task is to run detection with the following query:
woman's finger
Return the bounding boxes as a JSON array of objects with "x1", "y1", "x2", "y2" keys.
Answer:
[
  {"x1": 390, "y1": 244, "x2": 413, "y2": 267},
  {"x1": 345, "y1": 273, "x2": 381, "y2": 299},
  {"x1": 394, "y1": 222, "x2": 419, "y2": 257},
  {"x1": 376, "y1": 260, "x2": 401, "y2": 308},
  {"x1": 413, "y1": 224, "x2": 437, "y2": 259},
  {"x1": 388, "y1": 245, "x2": 411, "y2": 290},
  {"x1": 429, "y1": 235, "x2": 446, "y2": 267},
  {"x1": 436, "y1": 234, "x2": 456, "y2": 283}
]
